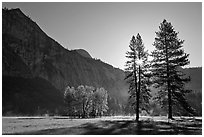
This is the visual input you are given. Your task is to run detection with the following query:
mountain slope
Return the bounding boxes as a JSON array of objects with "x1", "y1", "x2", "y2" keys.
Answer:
[
  {"x1": 183, "y1": 67, "x2": 202, "y2": 115},
  {"x1": 3, "y1": 76, "x2": 64, "y2": 115},
  {"x1": 183, "y1": 67, "x2": 202, "y2": 92},
  {"x1": 2, "y1": 8, "x2": 129, "y2": 115}
]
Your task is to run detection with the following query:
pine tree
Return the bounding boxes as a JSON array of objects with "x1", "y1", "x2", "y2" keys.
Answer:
[
  {"x1": 151, "y1": 19, "x2": 195, "y2": 119},
  {"x1": 125, "y1": 33, "x2": 151, "y2": 121}
]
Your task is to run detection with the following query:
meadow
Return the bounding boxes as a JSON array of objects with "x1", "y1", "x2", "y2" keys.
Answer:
[{"x1": 2, "y1": 116, "x2": 202, "y2": 135}]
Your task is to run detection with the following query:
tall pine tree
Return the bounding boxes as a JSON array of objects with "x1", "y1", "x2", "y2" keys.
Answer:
[
  {"x1": 151, "y1": 19, "x2": 195, "y2": 119},
  {"x1": 125, "y1": 33, "x2": 151, "y2": 121}
]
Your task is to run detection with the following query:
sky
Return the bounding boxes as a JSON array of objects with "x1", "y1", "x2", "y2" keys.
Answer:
[{"x1": 2, "y1": 2, "x2": 202, "y2": 69}]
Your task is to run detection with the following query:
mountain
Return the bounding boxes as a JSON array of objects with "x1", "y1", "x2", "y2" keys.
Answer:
[{"x1": 2, "y1": 8, "x2": 129, "y2": 115}]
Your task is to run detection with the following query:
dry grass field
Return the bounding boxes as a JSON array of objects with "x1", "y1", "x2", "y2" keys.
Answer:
[{"x1": 2, "y1": 116, "x2": 202, "y2": 135}]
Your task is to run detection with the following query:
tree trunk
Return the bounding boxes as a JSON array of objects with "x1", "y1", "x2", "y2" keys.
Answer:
[
  {"x1": 136, "y1": 65, "x2": 141, "y2": 122},
  {"x1": 91, "y1": 104, "x2": 96, "y2": 118},
  {"x1": 134, "y1": 61, "x2": 138, "y2": 121},
  {"x1": 82, "y1": 103, "x2": 86, "y2": 118},
  {"x1": 165, "y1": 38, "x2": 173, "y2": 119},
  {"x1": 167, "y1": 81, "x2": 172, "y2": 119}
]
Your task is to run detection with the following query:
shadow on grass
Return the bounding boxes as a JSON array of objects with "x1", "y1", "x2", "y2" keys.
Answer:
[{"x1": 7, "y1": 118, "x2": 202, "y2": 135}]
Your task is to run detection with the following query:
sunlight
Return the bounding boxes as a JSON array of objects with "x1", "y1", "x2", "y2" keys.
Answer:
[{"x1": 136, "y1": 59, "x2": 143, "y2": 66}]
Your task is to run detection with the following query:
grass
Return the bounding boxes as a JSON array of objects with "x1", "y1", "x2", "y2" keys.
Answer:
[{"x1": 2, "y1": 116, "x2": 202, "y2": 135}]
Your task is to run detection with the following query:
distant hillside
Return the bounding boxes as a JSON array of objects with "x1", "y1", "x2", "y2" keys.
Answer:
[
  {"x1": 2, "y1": 8, "x2": 128, "y2": 115},
  {"x1": 183, "y1": 67, "x2": 202, "y2": 92},
  {"x1": 3, "y1": 76, "x2": 64, "y2": 116},
  {"x1": 183, "y1": 67, "x2": 202, "y2": 116}
]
